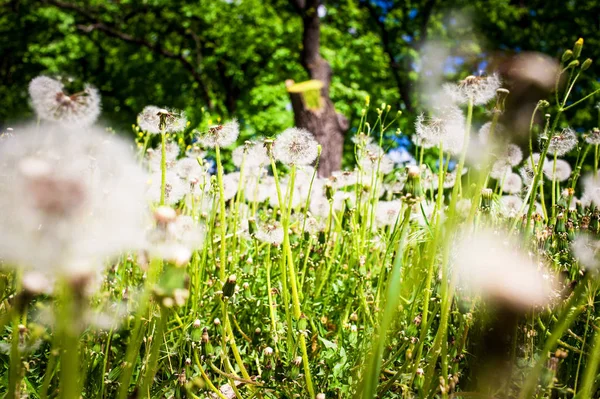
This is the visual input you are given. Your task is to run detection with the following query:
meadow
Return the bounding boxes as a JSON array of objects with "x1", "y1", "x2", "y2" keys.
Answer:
[{"x1": 2, "y1": 38, "x2": 600, "y2": 399}]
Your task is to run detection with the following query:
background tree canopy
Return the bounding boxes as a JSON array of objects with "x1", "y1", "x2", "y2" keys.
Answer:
[{"x1": 1, "y1": 0, "x2": 599, "y2": 143}]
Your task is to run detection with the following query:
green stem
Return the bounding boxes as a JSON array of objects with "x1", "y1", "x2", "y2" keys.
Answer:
[{"x1": 160, "y1": 130, "x2": 166, "y2": 206}]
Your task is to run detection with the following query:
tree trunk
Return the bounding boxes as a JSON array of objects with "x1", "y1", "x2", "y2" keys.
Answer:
[{"x1": 288, "y1": 0, "x2": 348, "y2": 177}]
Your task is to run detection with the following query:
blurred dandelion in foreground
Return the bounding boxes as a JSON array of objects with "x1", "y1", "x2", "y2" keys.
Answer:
[
  {"x1": 28, "y1": 76, "x2": 101, "y2": 127},
  {"x1": 138, "y1": 106, "x2": 187, "y2": 134},
  {"x1": 197, "y1": 120, "x2": 240, "y2": 148},
  {"x1": 583, "y1": 174, "x2": 600, "y2": 206},
  {"x1": 455, "y1": 229, "x2": 555, "y2": 310},
  {"x1": 146, "y1": 208, "x2": 205, "y2": 266},
  {"x1": 0, "y1": 124, "x2": 148, "y2": 277},
  {"x1": 572, "y1": 234, "x2": 600, "y2": 270},
  {"x1": 273, "y1": 127, "x2": 319, "y2": 166}
]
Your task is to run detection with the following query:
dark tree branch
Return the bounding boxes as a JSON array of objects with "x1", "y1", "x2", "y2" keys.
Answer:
[
  {"x1": 416, "y1": 0, "x2": 436, "y2": 48},
  {"x1": 362, "y1": 1, "x2": 414, "y2": 111},
  {"x1": 44, "y1": 0, "x2": 214, "y2": 109}
]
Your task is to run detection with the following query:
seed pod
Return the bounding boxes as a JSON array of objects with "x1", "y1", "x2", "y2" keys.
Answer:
[
  {"x1": 297, "y1": 314, "x2": 308, "y2": 332},
  {"x1": 222, "y1": 274, "x2": 237, "y2": 298}
]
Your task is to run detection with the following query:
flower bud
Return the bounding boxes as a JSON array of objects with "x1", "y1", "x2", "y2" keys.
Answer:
[
  {"x1": 581, "y1": 58, "x2": 593, "y2": 71},
  {"x1": 573, "y1": 38, "x2": 584, "y2": 59},
  {"x1": 222, "y1": 274, "x2": 237, "y2": 298},
  {"x1": 567, "y1": 60, "x2": 580, "y2": 69},
  {"x1": 562, "y1": 49, "x2": 573, "y2": 62}
]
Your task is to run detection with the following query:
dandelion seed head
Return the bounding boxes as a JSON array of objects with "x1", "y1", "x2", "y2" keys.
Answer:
[
  {"x1": 28, "y1": 76, "x2": 101, "y2": 127},
  {"x1": 0, "y1": 124, "x2": 147, "y2": 275},
  {"x1": 583, "y1": 174, "x2": 600, "y2": 206},
  {"x1": 414, "y1": 105, "x2": 465, "y2": 150},
  {"x1": 455, "y1": 229, "x2": 556, "y2": 310},
  {"x1": 147, "y1": 170, "x2": 187, "y2": 205},
  {"x1": 444, "y1": 74, "x2": 501, "y2": 105},
  {"x1": 478, "y1": 122, "x2": 506, "y2": 146},
  {"x1": 197, "y1": 120, "x2": 240, "y2": 148},
  {"x1": 375, "y1": 200, "x2": 402, "y2": 227},
  {"x1": 138, "y1": 106, "x2": 187, "y2": 134},
  {"x1": 490, "y1": 160, "x2": 512, "y2": 180},
  {"x1": 232, "y1": 139, "x2": 270, "y2": 170},
  {"x1": 175, "y1": 157, "x2": 205, "y2": 183},
  {"x1": 584, "y1": 128, "x2": 600, "y2": 145},
  {"x1": 543, "y1": 159, "x2": 572, "y2": 182},
  {"x1": 273, "y1": 127, "x2": 319, "y2": 166},
  {"x1": 255, "y1": 221, "x2": 284, "y2": 245},
  {"x1": 503, "y1": 144, "x2": 523, "y2": 166},
  {"x1": 572, "y1": 234, "x2": 600, "y2": 270},
  {"x1": 498, "y1": 195, "x2": 523, "y2": 218},
  {"x1": 546, "y1": 127, "x2": 577, "y2": 156},
  {"x1": 502, "y1": 172, "x2": 523, "y2": 194}
]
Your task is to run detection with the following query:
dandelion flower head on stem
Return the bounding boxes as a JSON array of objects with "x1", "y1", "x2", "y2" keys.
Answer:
[
  {"x1": 546, "y1": 127, "x2": 577, "y2": 156},
  {"x1": 138, "y1": 106, "x2": 187, "y2": 134},
  {"x1": 28, "y1": 76, "x2": 101, "y2": 127},
  {"x1": 543, "y1": 159, "x2": 572, "y2": 182},
  {"x1": 197, "y1": 120, "x2": 240, "y2": 148},
  {"x1": 273, "y1": 127, "x2": 319, "y2": 166},
  {"x1": 443, "y1": 74, "x2": 502, "y2": 105}
]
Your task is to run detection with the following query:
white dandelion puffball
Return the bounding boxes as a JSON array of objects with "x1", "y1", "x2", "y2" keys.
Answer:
[
  {"x1": 543, "y1": 159, "x2": 572, "y2": 182},
  {"x1": 138, "y1": 106, "x2": 187, "y2": 134},
  {"x1": 498, "y1": 195, "x2": 523, "y2": 218},
  {"x1": 232, "y1": 139, "x2": 270, "y2": 170},
  {"x1": 29, "y1": 76, "x2": 101, "y2": 127},
  {"x1": 197, "y1": 120, "x2": 240, "y2": 148},
  {"x1": 443, "y1": 74, "x2": 502, "y2": 105},
  {"x1": 585, "y1": 128, "x2": 600, "y2": 145},
  {"x1": 147, "y1": 141, "x2": 180, "y2": 172},
  {"x1": 572, "y1": 234, "x2": 600, "y2": 271},
  {"x1": 175, "y1": 157, "x2": 205, "y2": 183},
  {"x1": 147, "y1": 213, "x2": 206, "y2": 265},
  {"x1": 547, "y1": 127, "x2": 577, "y2": 156},
  {"x1": 583, "y1": 174, "x2": 600, "y2": 206},
  {"x1": 273, "y1": 127, "x2": 319, "y2": 166},
  {"x1": 455, "y1": 229, "x2": 555, "y2": 310},
  {"x1": 415, "y1": 105, "x2": 465, "y2": 150},
  {"x1": 375, "y1": 200, "x2": 402, "y2": 227},
  {"x1": 146, "y1": 170, "x2": 187, "y2": 205},
  {"x1": 502, "y1": 172, "x2": 523, "y2": 194},
  {"x1": 255, "y1": 221, "x2": 285, "y2": 245},
  {"x1": 478, "y1": 122, "x2": 506, "y2": 146},
  {"x1": 0, "y1": 124, "x2": 148, "y2": 276}
]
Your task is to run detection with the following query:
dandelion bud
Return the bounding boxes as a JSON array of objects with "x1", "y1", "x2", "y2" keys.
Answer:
[
  {"x1": 567, "y1": 60, "x2": 580, "y2": 69},
  {"x1": 365, "y1": 95, "x2": 370, "y2": 106},
  {"x1": 325, "y1": 183, "x2": 335, "y2": 201},
  {"x1": 263, "y1": 346, "x2": 274, "y2": 356},
  {"x1": 562, "y1": 49, "x2": 573, "y2": 62},
  {"x1": 297, "y1": 314, "x2": 308, "y2": 332},
  {"x1": 555, "y1": 213, "x2": 566, "y2": 234},
  {"x1": 349, "y1": 312, "x2": 358, "y2": 322},
  {"x1": 213, "y1": 318, "x2": 221, "y2": 326},
  {"x1": 193, "y1": 319, "x2": 201, "y2": 328},
  {"x1": 201, "y1": 328, "x2": 213, "y2": 356},
  {"x1": 581, "y1": 58, "x2": 593, "y2": 71},
  {"x1": 573, "y1": 38, "x2": 584, "y2": 58},
  {"x1": 289, "y1": 356, "x2": 303, "y2": 378},
  {"x1": 538, "y1": 100, "x2": 550, "y2": 108},
  {"x1": 316, "y1": 394, "x2": 326, "y2": 399},
  {"x1": 185, "y1": 358, "x2": 192, "y2": 366},
  {"x1": 401, "y1": 165, "x2": 424, "y2": 204},
  {"x1": 222, "y1": 274, "x2": 237, "y2": 298}
]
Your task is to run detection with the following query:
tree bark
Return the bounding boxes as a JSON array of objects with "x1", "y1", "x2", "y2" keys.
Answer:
[{"x1": 288, "y1": 0, "x2": 348, "y2": 177}]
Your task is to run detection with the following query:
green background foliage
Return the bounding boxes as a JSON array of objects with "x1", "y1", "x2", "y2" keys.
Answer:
[{"x1": 1, "y1": 0, "x2": 599, "y2": 136}]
